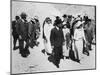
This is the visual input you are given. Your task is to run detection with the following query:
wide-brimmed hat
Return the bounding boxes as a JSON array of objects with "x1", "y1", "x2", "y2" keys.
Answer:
[
  {"x1": 76, "y1": 21, "x2": 85, "y2": 27},
  {"x1": 75, "y1": 16, "x2": 82, "y2": 21},
  {"x1": 62, "y1": 14, "x2": 67, "y2": 18}
]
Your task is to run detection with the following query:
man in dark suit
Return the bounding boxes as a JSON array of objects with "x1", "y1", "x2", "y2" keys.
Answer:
[
  {"x1": 16, "y1": 12, "x2": 30, "y2": 57},
  {"x1": 50, "y1": 17, "x2": 64, "y2": 68},
  {"x1": 12, "y1": 16, "x2": 20, "y2": 50}
]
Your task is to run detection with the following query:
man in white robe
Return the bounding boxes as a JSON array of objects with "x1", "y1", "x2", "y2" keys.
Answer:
[{"x1": 43, "y1": 17, "x2": 54, "y2": 54}]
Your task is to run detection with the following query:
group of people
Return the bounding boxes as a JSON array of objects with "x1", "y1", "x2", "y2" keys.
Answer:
[
  {"x1": 12, "y1": 12, "x2": 40, "y2": 57},
  {"x1": 42, "y1": 14, "x2": 95, "y2": 68},
  {"x1": 12, "y1": 12, "x2": 95, "y2": 68}
]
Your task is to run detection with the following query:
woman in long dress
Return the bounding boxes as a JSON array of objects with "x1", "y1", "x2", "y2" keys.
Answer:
[
  {"x1": 62, "y1": 25, "x2": 70, "y2": 59},
  {"x1": 73, "y1": 20, "x2": 86, "y2": 62}
]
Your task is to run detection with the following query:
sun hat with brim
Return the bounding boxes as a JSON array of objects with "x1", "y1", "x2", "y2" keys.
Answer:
[
  {"x1": 75, "y1": 21, "x2": 85, "y2": 27},
  {"x1": 62, "y1": 14, "x2": 67, "y2": 18},
  {"x1": 75, "y1": 17, "x2": 81, "y2": 21}
]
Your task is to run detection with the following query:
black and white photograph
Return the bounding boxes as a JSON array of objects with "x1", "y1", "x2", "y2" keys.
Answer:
[{"x1": 11, "y1": 0, "x2": 96, "y2": 74}]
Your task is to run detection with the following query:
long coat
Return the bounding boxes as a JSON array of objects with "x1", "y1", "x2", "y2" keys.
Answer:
[
  {"x1": 12, "y1": 20, "x2": 19, "y2": 38},
  {"x1": 50, "y1": 27, "x2": 64, "y2": 47},
  {"x1": 16, "y1": 19, "x2": 29, "y2": 40},
  {"x1": 50, "y1": 27, "x2": 64, "y2": 64}
]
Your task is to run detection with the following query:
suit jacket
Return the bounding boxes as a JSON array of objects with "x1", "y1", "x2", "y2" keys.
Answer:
[
  {"x1": 50, "y1": 27, "x2": 64, "y2": 47},
  {"x1": 12, "y1": 20, "x2": 16, "y2": 31},
  {"x1": 16, "y1": 19, "x2": 29, "y2": 40}
]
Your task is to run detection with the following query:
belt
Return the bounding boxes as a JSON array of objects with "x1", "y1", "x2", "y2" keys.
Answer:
[{"x1": 74, "y1": 38, "x2": 83, "y2": 41}]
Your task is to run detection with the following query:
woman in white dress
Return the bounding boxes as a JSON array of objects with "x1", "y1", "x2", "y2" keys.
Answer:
[
  {"x1": 62, "y1": 25, "x2": 70, "y2": 59},
  {"x1": 43, "y1": 17, "x2": 54, "y2": 55},
  {"x1": 73, "y1": 19, "x2": 86, "y2": 62}
]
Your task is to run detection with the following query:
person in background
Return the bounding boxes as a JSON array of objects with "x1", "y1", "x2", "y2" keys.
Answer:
[
  {"x1": 83, "y1": 18, "x2": 93, "y2": 56},
  {"x1": 62, "y1": 25, "x2": 70, "y2": 59},
  {"x1": 62, "y1": 14, "x2": 70, "y2": 59},
  {"x1": 83, "y1": 16, "x2": 93, "y2": 51},
  {"x1": 16, "y1": 12, "x2": 30, "y2": 57},
  {"x1": 28, "y1": 18, "x2": 38, "y2": 48},
  {"x1": 62, "y1": 14, "x2": 67, "y2": 24},
  {"x1": 34, "y1": 16, "x2": 40, "y2": 39},
  {"x1": 12, "y1": 16, "x2": 20, "y2": 50},
  {"x1": 50, "y1": 17, "x2": 64, "y2": 68},
  {"x1": 66, "y1": 15, "x2": 72, "y2": 29}
]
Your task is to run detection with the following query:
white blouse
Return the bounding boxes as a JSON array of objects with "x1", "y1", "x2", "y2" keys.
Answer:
[
  {"x1": 63, "y1": 28, "x2": 70, "y2": 40},
  {"x1": 74, "y1": 27, "x2": 85, "y2": 41}
]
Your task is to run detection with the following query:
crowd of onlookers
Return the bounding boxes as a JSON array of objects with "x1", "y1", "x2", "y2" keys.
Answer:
[
  {"x1": 12, "y1": 12, "x2": 96, "y2": 68},
  {"x1": 12, "y1": 12, "x2": 40, "y2": 57}
]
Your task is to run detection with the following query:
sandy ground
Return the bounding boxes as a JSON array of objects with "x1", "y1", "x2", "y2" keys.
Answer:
[
  {"x1": 11, "y1": 1, "x2": 95, "y2": 74},
  {"x1": 11, "y1": 34, "x2": 96, "y2": 74}
]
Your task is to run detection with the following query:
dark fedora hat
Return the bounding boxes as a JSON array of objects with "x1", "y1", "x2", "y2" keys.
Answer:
[
  {"x1": 68, "y1": 15, "x2": 72, "y2": 18},
  {"x1": 20, "y1": 12, "x2": 27, "y2": 19},
  {"x1": 56, "y1": 16, "x2": 60, "y2": 19},
  {"x1": 54, "y1": 18, "x2": 62, "y2": 26},
  {"x1": 87, "y1": 19, "x2": 91, "y2": 22},
  {"x1": 15, "y1": 16, "x2": 20, "y2": 20}
]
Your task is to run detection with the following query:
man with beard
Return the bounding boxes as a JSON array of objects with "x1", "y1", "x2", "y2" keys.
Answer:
[
  {"x1": 42, "y1": 17, "x2": 54, "y2": 55},
  {"x1": 50, "y1": 16, "x2": 64, "y2": 68}
]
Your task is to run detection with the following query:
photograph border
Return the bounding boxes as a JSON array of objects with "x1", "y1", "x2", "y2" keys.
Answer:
[{"x1": 10, "y1": 0, "x2": 96, "y2": 74}]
